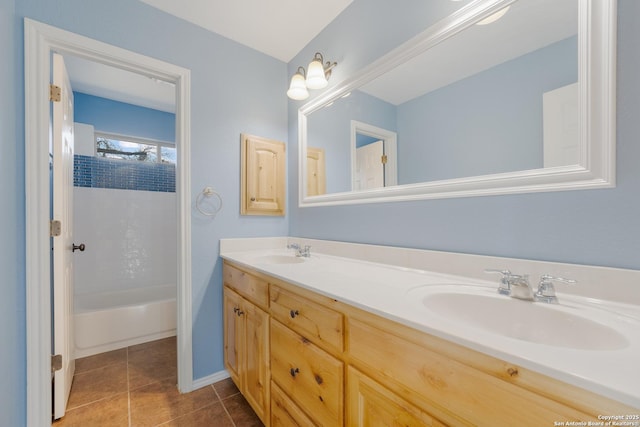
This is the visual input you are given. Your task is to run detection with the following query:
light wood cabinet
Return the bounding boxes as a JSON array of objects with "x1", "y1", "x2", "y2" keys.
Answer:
[
  {"x1": 240, "y1": 133, "x2": 286, "y2": 216},
  {"x1": 270, "y1": 381, "x2": 316, "y2": 427},
  {"x1": 223, "y1": 262, "x2": 269, "y2": 309},
  {"x1": 222, "y1": 260, "x2": 638, "y2": 427},
  {"x1": 270, "y1": 284, "x2": 343, "y2": 355},
  {"x1": 223, "y1": 265, "x2": 271, "y2": 425},
  {"x1": 347, "y1": 366, "x2": 446, "y2": 427},
  {"x1": 348, "y1": 315, "x2": 596, "y2": 425},
  {"x1": 270, "y1": 318, "x2": 344, "y2": 426}
]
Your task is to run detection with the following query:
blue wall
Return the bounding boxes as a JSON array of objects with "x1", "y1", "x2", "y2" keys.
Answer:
[
  {"x1": 3, "y1": 0, "x2": 288, "y2": 423},
  {"x1": 74, "y1": 92, "x2": 176, "y2": 142},
  {"x1": 289, "y1": 0, "x2": 640, "y2": 271},
  {"x1": 1, "y1": 0, "x2": 25, "y2": 424},
  {"x1": 398, "y1": 36, "x2": 577, "y2": 184}
]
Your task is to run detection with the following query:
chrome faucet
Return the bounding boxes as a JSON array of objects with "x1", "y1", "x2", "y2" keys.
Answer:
[
  {"x1": 485, "y1": 269, "x2": 534, "y2": 301},
  {"x1": 287, "y1": 243, "x2": 311, "y2": 258},
  {"x1": 534, "y1": 274, "x2": 576, "y2": 304},
  {"x1": 486, "y1": 269, "x2": 576, "y2": 303}
]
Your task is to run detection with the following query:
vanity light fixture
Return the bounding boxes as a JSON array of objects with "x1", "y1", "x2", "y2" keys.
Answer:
[{"x1": 287, "y1": 52, "x2": 337, "y2": 100}]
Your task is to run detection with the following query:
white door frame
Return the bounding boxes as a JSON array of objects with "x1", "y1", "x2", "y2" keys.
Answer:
[
  {"x1": 350, "y1": 120, "x2": 398, "y2": 190},
  {"x1": 24, "y1": 18, "x2": 193, "y2": 427}
]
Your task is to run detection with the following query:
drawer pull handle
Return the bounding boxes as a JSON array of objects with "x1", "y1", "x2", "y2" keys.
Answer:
[
  {"x1": 290, "y1": 367, "x2": 300, "y2": 377},
  {"x1": 290, "y1": 309, "x2": 299, "y2": 318}
]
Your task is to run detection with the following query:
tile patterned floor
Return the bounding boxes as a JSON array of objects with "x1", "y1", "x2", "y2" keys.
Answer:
[{"x1": 53, "y1": 337, "x2": 263, "y2": 426}]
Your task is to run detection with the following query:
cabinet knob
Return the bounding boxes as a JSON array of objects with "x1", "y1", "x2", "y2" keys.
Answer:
[
  {"x1": 290, "y1": 367, "x2": 300, "y2": 377},
  {"x1": 250, "y1": 197, "x2": 256, "y2": 201},
  {"x1": 289, "y1": 309, "x2": 299, "y2": 318},
  {"x1": 235, "y1": 308, "x2": 244, "y2": 316}
]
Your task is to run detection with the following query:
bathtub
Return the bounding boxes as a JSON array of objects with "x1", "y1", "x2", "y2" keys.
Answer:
[{"x1": 74, "y1": 284, "x2": 176, "y2": 358}]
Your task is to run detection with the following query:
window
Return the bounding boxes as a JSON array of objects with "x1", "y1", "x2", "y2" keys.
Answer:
[{"x1": 96, "y1": 133, "x2": 176, "y2": 164}]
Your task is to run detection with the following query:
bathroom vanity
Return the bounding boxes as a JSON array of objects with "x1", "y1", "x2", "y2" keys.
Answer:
[{"x1": 221, "y1": 238, "x2": 639, "y2": 426}]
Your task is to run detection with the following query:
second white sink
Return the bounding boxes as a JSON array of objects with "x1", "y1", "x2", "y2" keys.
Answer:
[{"x1": 409, "y1": 285, "x2": 630, "y2": 350}]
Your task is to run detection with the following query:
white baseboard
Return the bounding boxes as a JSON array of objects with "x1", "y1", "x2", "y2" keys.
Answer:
[{"x1": 191, "y1": 369, "x2": 231, "y2": 390}]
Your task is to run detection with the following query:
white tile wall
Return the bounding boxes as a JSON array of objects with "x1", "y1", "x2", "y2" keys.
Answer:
[{"x1": 73, "y1": 187, "x2": 177, "y2": 295}]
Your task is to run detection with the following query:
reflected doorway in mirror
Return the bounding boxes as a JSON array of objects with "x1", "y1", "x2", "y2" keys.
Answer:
[{"x1": 350, "y1": 120, "x2": 397, "y2": 192}]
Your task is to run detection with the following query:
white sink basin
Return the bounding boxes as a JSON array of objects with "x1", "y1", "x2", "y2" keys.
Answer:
[
  {"x1": 409, "y1": 285, "x2": 629, "y2": 350},
  {"x1": 252, "y1": 254, "x2": 306, "y2": 265}
]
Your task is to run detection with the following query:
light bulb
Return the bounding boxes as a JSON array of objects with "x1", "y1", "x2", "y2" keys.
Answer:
[
  {"x1": 306, "y1": 58, "x2": 328, "y2": 90},
  {"x1": 287, "y1": 71, "x2": 309, "y2": 100}
]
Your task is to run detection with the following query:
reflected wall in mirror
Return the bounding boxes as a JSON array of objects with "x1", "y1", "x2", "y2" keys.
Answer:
[{"x1": 299, "y1": 0, "x2": 616, "y2": 206}]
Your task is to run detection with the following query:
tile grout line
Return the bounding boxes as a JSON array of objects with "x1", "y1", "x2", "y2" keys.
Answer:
[{"x1": 213, "y1": 384, "x2": 238, "y2": 427}]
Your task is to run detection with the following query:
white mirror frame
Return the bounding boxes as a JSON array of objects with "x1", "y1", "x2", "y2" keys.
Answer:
[{"x1": 298, "y1": 0, "x2": 616, "y2": 207}]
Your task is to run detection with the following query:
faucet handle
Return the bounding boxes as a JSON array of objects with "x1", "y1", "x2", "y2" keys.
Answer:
[
  {"x1": 485, "y1": 269, "x2": 515, "y2": 296},
  {"x1": 535, "y1": 274, "x2": 576, "y2": 303},
  {"x1": 539, "y1": 274, "x2": 576, "y2": 285},
  {"x1": 484, "y1": 269, "x2": 512, "y2": 278}
]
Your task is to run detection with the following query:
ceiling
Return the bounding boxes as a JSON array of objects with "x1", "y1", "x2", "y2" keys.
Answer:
[
  {"x1": 138, "y1": 0, "x2": 353, "y2": 63},
  {"x1": 66, "y1": 0, "x2": 352, "y2": 113},
  {"x1": 66, "y1": 0, "x2": 577, "y2": 114}
]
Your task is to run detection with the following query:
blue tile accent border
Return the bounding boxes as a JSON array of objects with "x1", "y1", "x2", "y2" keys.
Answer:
[{"x1": 74, "y1": 154, "x2": 175, "y2": 192}]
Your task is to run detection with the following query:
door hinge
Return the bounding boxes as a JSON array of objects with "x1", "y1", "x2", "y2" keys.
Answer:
[
  {"x1": 50, "y1": 220, "x2": 62, "y2": 237},
  {"x1": 51, "y1": 354, "x2": 62, "y2": 373},
  {"x1": 49, "y1": 84, "x2": 61, "y2": 102},
  {"x1": 381, "y1": 154, "x2": 388, "y2": 164}
]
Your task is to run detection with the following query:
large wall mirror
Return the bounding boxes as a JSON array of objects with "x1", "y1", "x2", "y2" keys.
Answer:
[{"x1": 298, "y1": 0, "x2": 616, "y2": 207}]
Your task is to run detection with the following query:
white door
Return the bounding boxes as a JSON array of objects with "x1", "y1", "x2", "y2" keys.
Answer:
[
  {"x1": 52, "y1": 53, "x2": 76, "y2": 420},
  {"x1": 355, "y1": 140, "x2": 385, "y2": 191}
]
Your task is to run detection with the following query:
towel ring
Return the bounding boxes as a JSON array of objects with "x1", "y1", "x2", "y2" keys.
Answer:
[{"x1": 195, "y1": 186, "x2": 223, "y2": 217}]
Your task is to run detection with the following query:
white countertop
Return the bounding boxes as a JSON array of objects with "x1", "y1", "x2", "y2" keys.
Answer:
[{"x1": 221, "y1": 245, "x2": 640, "y2": 409}]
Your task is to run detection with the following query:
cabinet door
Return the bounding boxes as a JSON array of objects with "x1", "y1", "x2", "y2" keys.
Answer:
[
  {"x1": 223, "y1": 288, "x2": 243, "y2": 386},
  {"x1": 271, "y1": 381, "x2": 316, "y2": 427},
  {"x1": 243, "y1": 301, "x2": 270, "y2": 424},
  {"x1": 241, "y1": 133, "x2": 285, "y2": 216},
  {"x1": 347, "y1": 367, "x2": 445, "y2": 427}
]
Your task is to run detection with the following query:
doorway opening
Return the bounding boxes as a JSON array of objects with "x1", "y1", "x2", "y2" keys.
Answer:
[
  {"x1": 350, "y1": 120, "x2": 398, "y2": 191},
  {"x1": 25, "y1": 18, "x2": 193, "y2": 427}
]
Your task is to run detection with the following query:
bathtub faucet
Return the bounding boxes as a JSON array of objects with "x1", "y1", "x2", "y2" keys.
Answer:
[{"x1": 287, "y1": 243, "x2": 311, "y2": 258}]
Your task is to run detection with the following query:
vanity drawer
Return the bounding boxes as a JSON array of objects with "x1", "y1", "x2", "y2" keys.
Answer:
[
  {"x1": 270, "y1": 284, "x2": 344, "y2": 354},
  {"x1": 271, "y1": 381, "x2": 316, "y2": 427},
  {"x1": 223, "y1": 262, "x2": 269, "y2": 308},
  {"x1": 271, "y1": 318, "x2": 343, "y2": 426},
  {"x1": 347, "y1": 317, "x2": 594, "y2": 426}
]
